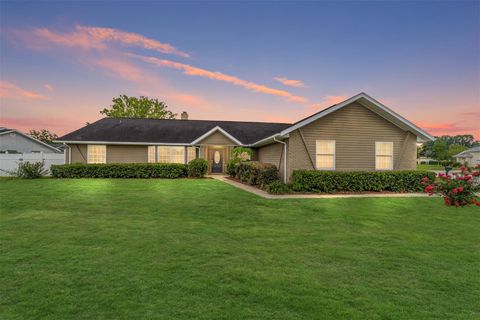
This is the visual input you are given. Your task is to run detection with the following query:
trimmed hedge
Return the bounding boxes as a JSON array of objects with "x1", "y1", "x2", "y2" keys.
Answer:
[
  {"x1": 420, "y1": 160, "x2": 461, "y2": 167},
  {"x1": 188, "y1": 158, "x2": 208, "y2": 178},
  {"x1": 264, "y1": 180, "x2": 291, "y2": 194},
  {"x1": 232, "y1": 161, "x2": 279, "y2": 187},
  {"x1": 51, "y1": 163, "x2": 188, "y2": 179},
  {"x1": 291, "y1": 170, "x2": 437, "y2": 193}
]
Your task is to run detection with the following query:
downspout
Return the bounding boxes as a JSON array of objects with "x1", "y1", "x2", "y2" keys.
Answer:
[
  {"x1": 63, "y1": 143, "x2": 71, "y2": 164},
  {"x1": 273, "y1": 136, "x2": 287, "y2": 183}
]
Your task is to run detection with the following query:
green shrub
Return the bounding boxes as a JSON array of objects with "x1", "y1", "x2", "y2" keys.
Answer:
[
  {"x1": 234, "y1": 161, "x2": 278, "y2": 187},
  {"x1": 227, "y1": 147, "x2": 253, "y2": 176},
  {"x1": 291, "y1": 170, "x2": 436, "y2": 193},
  {"x1": 3, "y1": 161, "x2": 48, "y2": 179},
  {"x1": 188, "y1": 158, "x2": 208, "y2": 178},
  {"x1": 226, "y1": 158, "x2": 241, "y2": 176},
  {"x1": 231, "y1": 147, "x2": 253, "y2": 161},
  {"x1": 264, "y1": 180, "x2": 291, "y2": 194},
  {"x1": 51, "y1": 163, "x2": 187, "y2": 179}
]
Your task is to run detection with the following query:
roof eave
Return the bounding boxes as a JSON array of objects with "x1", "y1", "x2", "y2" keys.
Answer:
[
  {"x1": 278, "y1": 92, "x2": 435, "y2": 142},
  {"x1": 190, "y1": 126, "x2": 243, "y2": 145}
]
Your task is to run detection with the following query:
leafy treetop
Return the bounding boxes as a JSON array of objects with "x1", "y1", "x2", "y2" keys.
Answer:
[
  {"x1": 419, "y1": 134, "x2": 479, "y2": 159},
  {"x1": 29, "y1": 129, "x2": 58, "y2": 144},
  {"x1": 100, "y1": 95, "x2": 177, "y2": 119}
]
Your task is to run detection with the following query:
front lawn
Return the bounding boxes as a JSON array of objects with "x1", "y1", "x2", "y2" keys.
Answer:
[
  {"x1": 417, "y1": 164, "x2": 446, "y2": 171},
  {"x1": 1, "y1": 179, "x2": 479, "y2": 319}
]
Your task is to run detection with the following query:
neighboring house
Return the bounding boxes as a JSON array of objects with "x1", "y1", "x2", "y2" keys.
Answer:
[
  {"x1": 417, "y1": 157, "x2": 436, "y2": 164},
  {"x1": 454, "y1": 147, "x2": 480, "y2": 166},
  {"x1": 0, "y1": 127, "x2": 65, "y2": 176},
  {"x1": 0, "y1": 127, "x2": 62, "y2": 154},
  {"x1": 56, "y1": 93, "x2": 434, "y2": 181}
]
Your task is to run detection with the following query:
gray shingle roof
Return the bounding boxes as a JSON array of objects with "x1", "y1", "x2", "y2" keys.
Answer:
[
  {"x1": 0, "y1": 127, "x2": 14, "y2": 134},
  {"x1": 57, "y1": 118, "x2": 292, "y2": 145},
  {"x1": 454, "y1": 146, "x2": 480, "y2": 157}
]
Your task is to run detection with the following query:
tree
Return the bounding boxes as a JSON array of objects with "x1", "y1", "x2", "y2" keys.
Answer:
[
  {"x1": 432, "y1": 140, "x2": 448, "y2": 160},
  {"x1": 447, "y1": 135, "x2": 477, "y2": 147},
  {"x1": 418, "y1": 134, "x2": 479, "y2": 159},
  {"x1": 29, "y1": 129, "x2": 58, "y2": 144},
  {"x1": 447, "y1": 144, "x2": 467, "y2": 159},
  {"x1": 100, "y1": 95, "x2": 177, "y2": 119}
]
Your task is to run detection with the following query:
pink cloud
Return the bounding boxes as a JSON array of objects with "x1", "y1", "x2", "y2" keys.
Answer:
[
  {"x1": 131, "y1": 54, "x2": 309, "y2": 104},
  {"x1": 43, "y1": 84, "x2": 53, "y2": 91},
  {"x1": 93, "y1": 58, "x2": 147, "y2": 83},
  {"x1": 1, "y1": 116, "x2": 80, "y2": 135},
  {"x1": 273, "y1": 77, "x2": 306, "y2": 88},
  {"x1": 0, "y1": 81, "x2": 47, "y2": 100},
  {"x1": 77, "y1": 26, "x2": 190, "y2": 58},
  {"x1": 414, "y1": 121, "x2": 479, "y2": 138},
  {"x1": 24, "y1": 25, "x2": 189, "y2": 57},
  {"x1": 309, "y1": 95, "x2": 347, "y2": 111}
]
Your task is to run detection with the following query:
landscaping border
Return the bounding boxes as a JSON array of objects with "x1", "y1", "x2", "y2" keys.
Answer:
[{"x1": 216, "y1": 176, "x2": 430, "y2": 199}]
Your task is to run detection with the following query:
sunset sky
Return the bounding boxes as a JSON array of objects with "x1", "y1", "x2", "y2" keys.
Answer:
[{"x1": 1, "y1": 1, "x2": 479, "y2": 138}]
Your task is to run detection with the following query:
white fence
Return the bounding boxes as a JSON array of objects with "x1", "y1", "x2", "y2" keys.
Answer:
[{"x1": 0, "y1": 152, "x2": 65, "y2": 176}]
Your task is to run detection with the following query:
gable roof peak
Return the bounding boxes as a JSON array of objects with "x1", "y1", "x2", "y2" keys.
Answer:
[{"x1": 280, "y1": 92, "x2": 434, "y2": 142}]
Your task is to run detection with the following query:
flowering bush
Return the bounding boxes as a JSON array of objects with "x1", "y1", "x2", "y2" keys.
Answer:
[{"x1": 422, "y1": 165, "x2": 480, "y2": 207}]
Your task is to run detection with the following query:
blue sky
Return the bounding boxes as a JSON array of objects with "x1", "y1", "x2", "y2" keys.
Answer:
[{"x1": 1, "y1": 1, "x2": 478, "y2": 137}]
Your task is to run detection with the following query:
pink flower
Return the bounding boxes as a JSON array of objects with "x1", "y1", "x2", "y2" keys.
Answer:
[
  {"x1": 424, "y1": 185, "x2": 435, "y2": 195},
  {"x1": 444, "y1": 196, "x2": 451, "y2": 206},
  {"x1": 452, "y1": 188, "x2": 458, "y2": 195},
  {"x1": 458, "y1": 186, "x2": 464, "y2": 193},
  {"x1": 460, "y1": 165, "x2": 468, "y2": 173}
]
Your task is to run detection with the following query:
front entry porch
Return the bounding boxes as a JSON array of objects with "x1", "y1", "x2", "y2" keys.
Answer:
[{"x1": 200, "y1": 146, "x2": 232, "y2": 174}]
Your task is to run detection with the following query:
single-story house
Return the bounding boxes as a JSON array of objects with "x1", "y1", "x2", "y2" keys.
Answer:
[
  {"x1": 0, "y1": 127, "x2": 64, "y2": 176},
  {"x1": 0, "y1": 127, "x2": 62, "y2": 154},
  {"x1": 55, "y1": 92, "x2": 434, "y2": 181},
  {"x1": 454, "y1": 146, "x2": 480, "y2": 167}
]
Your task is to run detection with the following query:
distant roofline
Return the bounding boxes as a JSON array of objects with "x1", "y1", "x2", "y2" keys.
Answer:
[
  {"x1": 1, "y1": 128, "x2": 62, "y2": 152},
  {"x1": 99, "y1": 117, "x2": 292, "y2": 126}
]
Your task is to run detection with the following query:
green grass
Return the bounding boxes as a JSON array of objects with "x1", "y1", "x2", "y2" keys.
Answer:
[
  {"x1": 417, "y1": 164, "x2": 461, "y2": 171},
  {"x1": 417, "y1": 164, "x2": 446, "y2": 171},
  {"x1": 1, "y1": 179, "x2": 479, "y2": 319}
]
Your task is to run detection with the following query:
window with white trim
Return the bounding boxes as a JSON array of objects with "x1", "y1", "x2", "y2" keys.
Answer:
[
  {"x1": 157, "y1": 146, "x2": 170, "y2": 163},
  {"x1": 148, "y1": 146, "x2": 156, "y2": 163},
  {"x1": 187, "y1": 147, "x2": 196, "y2": 162},
  {"x1": 316, "y1": 140, "x2": 335, "y2": 170},
  {"x1": 87, "y1": 145, "x2": 106, "y2": 164},
  {"x1": 375, "y1": 142, "x2": 393, "y2": 170},
  {"x1": 156, "y1": 146, "x2": 185, "y2": 164},
  {"x1": 171, "y1": 147, "x2": 184, "y2": 163}
]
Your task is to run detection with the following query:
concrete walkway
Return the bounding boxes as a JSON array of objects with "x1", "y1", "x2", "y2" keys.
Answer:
[{"x1": 210, "y1": 175, "x2": 429, "y2": 199}]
